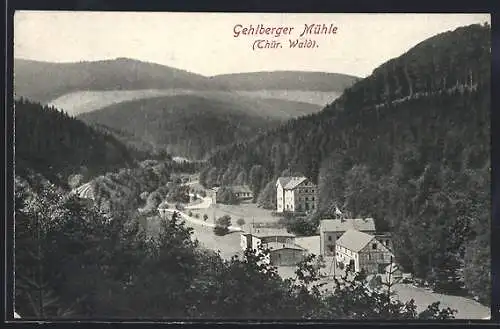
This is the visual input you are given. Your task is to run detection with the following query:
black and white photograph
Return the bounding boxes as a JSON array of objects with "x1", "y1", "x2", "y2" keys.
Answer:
[{"x1": 11, "y1": 12, "x2": 491, "y2": 320}]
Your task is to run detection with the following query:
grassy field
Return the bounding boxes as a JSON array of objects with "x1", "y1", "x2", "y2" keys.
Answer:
[{"x1": 190, "y1": 202, "x2": 282, "y2": 231}]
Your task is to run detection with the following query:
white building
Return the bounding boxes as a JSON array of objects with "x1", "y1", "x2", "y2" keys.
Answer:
[{"x1": 276, "y1": 176, "x2": 318, "y2": 213}]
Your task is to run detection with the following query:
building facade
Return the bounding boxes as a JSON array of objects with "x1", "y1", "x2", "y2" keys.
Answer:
[
  {"x1": 240, "y1": 229, "x2": 304, "y2": 265},
  {"x1": 335, "y1": 229, "x2": 394, "y2": 275},
  {"x1": 276, "y1": 176, "x2": 318, "y2": 213},
  {"x1": 319, "y1": 218, "x2": 376, "y2": 256}
]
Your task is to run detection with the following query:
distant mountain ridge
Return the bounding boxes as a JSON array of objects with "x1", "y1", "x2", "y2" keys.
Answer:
[
  {"x1": 14, "y1": 57, "x2": 358, "y2": 105},
  {"x1": 14, "y1": 57, "x2": 229, "y2": 103},
  {"x1": 209, "y1": 71, "x2": 359, "y2": 91}
]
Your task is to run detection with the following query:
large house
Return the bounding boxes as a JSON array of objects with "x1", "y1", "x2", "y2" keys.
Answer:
[
  {"x1": 335, "y1": 229, "x2": 394, "y2": 275},
  {"x1": 240, "y1": 229, "x2": 306, "y2": 266},
  {"x1": 319, "y1": 218, "x2": 376, "y2": 256},
  {"x1": 276, "y1": 176, "x2": 318, "y2": 213}
]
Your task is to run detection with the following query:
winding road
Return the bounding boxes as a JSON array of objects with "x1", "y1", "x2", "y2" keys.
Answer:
[{"x1": 158, "y1": 186, "x2": 242, "y2": 233}]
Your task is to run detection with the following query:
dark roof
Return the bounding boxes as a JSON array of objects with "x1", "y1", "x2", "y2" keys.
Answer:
[
  {"x1": 266, "y1": 242, "x2": 305, "y2": 251},
  {"x1": 336, "y1": 229, "x2": 375, "y2": 252},
  {"x1": 320, "y1": 218, "x2": 376, "y2": 233},
  {"x1": 229, "y1": 185, "x2": 252, "y2": 194}
]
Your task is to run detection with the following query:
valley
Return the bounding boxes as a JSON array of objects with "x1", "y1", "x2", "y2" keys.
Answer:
[{"x1": 12, "y1": 19, "x2": 491, "y2": 321}]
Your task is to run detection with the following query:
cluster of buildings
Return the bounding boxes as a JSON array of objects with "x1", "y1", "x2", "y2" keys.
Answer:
[{"x1": 236, "y1": 176, "x2": 399, "y2": 277}]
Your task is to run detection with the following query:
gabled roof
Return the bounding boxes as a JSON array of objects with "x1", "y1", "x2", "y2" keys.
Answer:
[
  {"x1": 277, "y1": 176, "x2": 311, "y2": 190},
  {"x1": 284, "y1": 177, "x2": 308, "y2": 190},
  {"x1": 320, "y1": 218, "x2": 376, "y2": 233},
  {"x1": 336, "y1": 229, "x2": 375, "y2": 252},
  {"x1": 265, "y1": 242, "x2": 305, "y2": 251},
  {"x1": 277, "y1": 177, "x2": 292, "y2": 187}
]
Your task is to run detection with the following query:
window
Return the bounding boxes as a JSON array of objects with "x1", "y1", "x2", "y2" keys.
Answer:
[
  {"x1": 380, "y1": 254, "x2": 384, "y2": 260},
  {"x1": 372, "y1": 243, "x2": 377, "y2": 250},
  {"x1": 312, "y1": 197, "x2": 315, "y2": 201},
  {"x1": 328, "y1": 236, "x2": 332, "y2": 241},
  {"x1": 368, "y1": 254, "x2": 371, "y2": 260},
  {"x1": 305, "y1": 197, "x2": 309, "y2": 201}
]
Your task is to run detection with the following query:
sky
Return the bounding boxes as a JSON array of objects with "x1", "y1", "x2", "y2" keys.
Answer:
[{"x1": 14, "y1": 12, "x2": 490, "y2": 78}]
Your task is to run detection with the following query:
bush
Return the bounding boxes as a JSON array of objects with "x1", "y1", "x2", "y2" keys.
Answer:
[
  {"x1": 213, "y1": 215, "x2": 232, "y2": 236},
  {"x1": 236, "y1": 218, "x2": 245, "y2": 226},
  {"x1": 188, "y1": 211, "x2": 193, "y2": 217},
  {"x1": 203, "y1": 214, "x2": 208, "y2": 222},
  {"x1": 338, "y1": 262, "x2": 345, "y2": 270},
  {"x1": 194, "y1": 213, "x2": 200, "y2": 219}
]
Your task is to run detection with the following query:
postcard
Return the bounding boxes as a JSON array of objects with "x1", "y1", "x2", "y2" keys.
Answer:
[{"x1": 11, "y1": 11, "x2": 492, "y2": 321}]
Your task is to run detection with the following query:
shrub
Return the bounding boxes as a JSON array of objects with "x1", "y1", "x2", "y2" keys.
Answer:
[
  {"x1": 213, "y1": 215, "x2": 232, "y2": 236},
  {"x1": 236, "y1": 218, "x2": 245, "y2": 226}
]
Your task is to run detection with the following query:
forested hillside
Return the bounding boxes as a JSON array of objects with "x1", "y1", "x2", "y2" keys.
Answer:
[
  {"x1": 78, "y1": 94, "x2": 311, "y2": 160},
  {"x1": 201, "y1": 24, "x2": 491, "y2": 303},
  {"x1": 15, "y1": 99, "x2": 135, "y2": 186},
  {"x1": 15, "y1": 172, "x2": 456, "y2": 319}
]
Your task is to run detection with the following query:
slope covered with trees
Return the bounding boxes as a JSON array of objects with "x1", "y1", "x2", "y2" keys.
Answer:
[
  {"x1": 15, "y1": 99, "x2": 135, "y2": 186},
  {"x1": 201, "y1": 24, "x2": 491, "y2": 302},
  {"x1": 210, "y1": 71, "x2": 359, "y2": 91},
  {"x1": 78, "y1": 94, "x2": 317, "y2": 160}
]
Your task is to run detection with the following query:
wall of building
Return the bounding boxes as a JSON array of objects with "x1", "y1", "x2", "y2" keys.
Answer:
[
  {"x1": 276, "y1": 184, "x2": 284, "y2": 212},
  {"x1": 294, "y1": 182, "x2": 318, "y2": 212},
  {"x1": 270, "y1": 248, "x2": 305, "y2": 266},
  {"x1": 321, "y1": 232, "x2": 344, "y2": 256},
  {"x1": 284, "y1": 190, "x2": 295, "y2": 212},
  {"x1": 358, "y1": 239, "x2": 394, "y2": 275},
  {"x1": 335, "y1": 245, "x2": 360, "y2": 271}
]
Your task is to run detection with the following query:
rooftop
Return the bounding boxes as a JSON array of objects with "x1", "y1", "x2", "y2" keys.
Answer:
[
  {"x1": 277, "y1": 176, "x2": 310, "y2": 190},
  {"x1": 229, "y1": 185, "x2": 253, "y2": 194},
  {"x1": 265, "y1": 242, "x2": 305, "y2": 251},
  {"x1": 320, "y1": 218, "x2": 376, "y2": 233},
  {"x1": 245, "y1": 228, "x2": 296, "y2": 238},
  {"x1": 336, "y1": 229, "x2": 375, "y2": 252}
]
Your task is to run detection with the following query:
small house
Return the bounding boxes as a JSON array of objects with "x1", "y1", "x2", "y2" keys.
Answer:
[
  {"x1": 267, "y1": 242, "x2": 307, "y2": 266},
  {"x1": 319, "y1": 218, "x2": 376, "y2": 256},
  {"x1": 335, "y1": 229, "x2": 394, "y2": 275},
  {"x1": 240, "y1": 229, "x2": 305, "y2": 265}
]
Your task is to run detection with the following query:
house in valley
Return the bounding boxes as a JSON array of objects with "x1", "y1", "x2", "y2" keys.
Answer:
[
  {"x1": 230, "y1": 185, "x2": 254, "y2": 200},
  {"x1": 240, "y1": 229, "x2": 306, "y2": 266},
  {"x1": 212, "y1": 185, "x2": 253, "y2": 204},
  {"x1": 335, "y1": 229, "x2": 394, "y2": 275},
  {"x1": 319, "y1": 218, "x2": 376, "y2": 256},
  {"x1": 276, "y1": 176, "x2": 318, "y2": 213}
]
